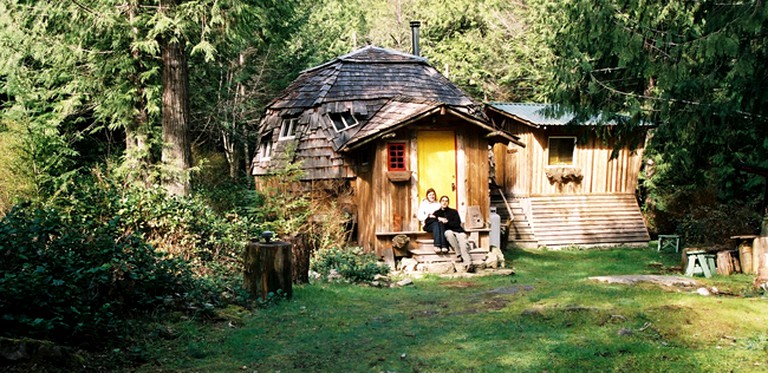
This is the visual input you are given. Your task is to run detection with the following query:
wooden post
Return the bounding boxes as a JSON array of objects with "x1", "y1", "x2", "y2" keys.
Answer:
[{"x1": 243, "y1": 239, "x2": 293, "y2": 300}]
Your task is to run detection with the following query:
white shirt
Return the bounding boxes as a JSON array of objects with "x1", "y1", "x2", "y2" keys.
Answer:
[{"x1": 417, "y1": 199, "x2": 441, "y2": 224}]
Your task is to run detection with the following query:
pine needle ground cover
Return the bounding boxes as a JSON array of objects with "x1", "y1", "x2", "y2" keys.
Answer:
[{"x1": 139, "y1": 247, "x2": 768, "y2": 372}]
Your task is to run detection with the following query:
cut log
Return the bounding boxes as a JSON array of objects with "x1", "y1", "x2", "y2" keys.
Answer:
[
  {"x1": 739, "y1": 241, "x2": 754, "y2": 274},
  {"x1": 716, "y1": 251, "x2": 734, "y2": 276},
  {"x1": 755, "y1": 237, "x2": 768, "y2": 277},
  {"x1": 243, "y1": 239, "x2": 293, "y2": 300}
]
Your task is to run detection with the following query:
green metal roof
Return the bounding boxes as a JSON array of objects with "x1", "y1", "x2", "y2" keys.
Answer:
[{"x1": 486, "y1": 102, "x2": 619, "y2": 127}]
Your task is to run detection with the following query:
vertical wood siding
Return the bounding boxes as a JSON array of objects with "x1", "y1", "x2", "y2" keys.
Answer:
[{"x1": 492, "y1": 118, "x2": 645, "y2": 197}]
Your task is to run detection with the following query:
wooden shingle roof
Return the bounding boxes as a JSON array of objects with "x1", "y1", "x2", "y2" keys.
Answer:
[
  {"x1": 253, "y1": 45, "x2": 522, "y2": 179},
  {"x1": 268, "y1": 45, "x2": 475, "y2": 110}
]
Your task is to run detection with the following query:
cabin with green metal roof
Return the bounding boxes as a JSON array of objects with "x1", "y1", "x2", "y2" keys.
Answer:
[{"x1": 485, "y1": 103, "x2": 650, "y2": 248}]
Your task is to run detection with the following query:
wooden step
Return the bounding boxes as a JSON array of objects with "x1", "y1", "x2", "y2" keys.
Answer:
[{"x1": 410, "y1": 241, "x2": 488, "y2": 264}]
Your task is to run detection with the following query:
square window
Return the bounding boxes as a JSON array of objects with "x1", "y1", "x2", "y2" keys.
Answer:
[
  {"x1": 328, "y1": 111, "x2": 359, "y2": 132},
  {"x1": 388, "y1": 142, "x2": 407, "y2": 171},
  {"x1": 279, "y1": 118, "x2": 297, "y2": 139},
  {"x1": 548, "y1": 137, "x2": 575, "y2": 165}
]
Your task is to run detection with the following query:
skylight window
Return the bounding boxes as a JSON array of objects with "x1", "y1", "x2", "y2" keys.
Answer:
[
  {"x1": 328, "y1": 111, "x2": 359, "y2": 132},
  {"x1": 279, "y1": 118, "x2": 298, "y2": 140}
]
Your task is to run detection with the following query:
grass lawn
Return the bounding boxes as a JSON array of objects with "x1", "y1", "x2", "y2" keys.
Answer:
[{"x1": 137, "y1": 245, "x2": 768, "y2": 372}]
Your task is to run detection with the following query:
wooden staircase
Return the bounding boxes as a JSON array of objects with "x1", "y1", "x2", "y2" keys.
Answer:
[
  {"x1": 410, "y1": 237, "x2": 489, "y2": 265},
  {"x1": 528, "y1": 194, "x2": 650, "y2": 248},
  {"x1": 491, "y1": 189, "x2": 538, "y2": 248}
]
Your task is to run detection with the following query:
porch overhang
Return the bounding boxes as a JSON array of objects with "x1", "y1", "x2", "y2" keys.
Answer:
[{"x1": 340, "y1": 101, "x2": 523, "y2": 152}]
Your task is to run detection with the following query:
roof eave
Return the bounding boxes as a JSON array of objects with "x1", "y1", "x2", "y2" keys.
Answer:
[
  {"x1": 340, "y1": 105, "x2": 524, "y2": 152},
  {"x1": 485, "y1": 105, "x2": 542, "y2": 129}
]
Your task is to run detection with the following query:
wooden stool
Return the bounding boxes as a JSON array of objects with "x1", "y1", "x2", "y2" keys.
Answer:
[
  {"x1": 658, "y1": 234, "x2": 681, "y2": 252},
  {"x1": 684, "y1": 250, "x2": 716, "y2": 278}
]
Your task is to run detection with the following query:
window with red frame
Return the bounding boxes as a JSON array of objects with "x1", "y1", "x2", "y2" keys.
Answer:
[{"x1": 387, "y1": 143, "x2": 407, "y2": 171}]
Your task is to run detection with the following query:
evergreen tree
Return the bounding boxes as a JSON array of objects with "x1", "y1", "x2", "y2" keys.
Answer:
[{"x1": 533, "y1": 0, "x2": 768, "y2": 223}]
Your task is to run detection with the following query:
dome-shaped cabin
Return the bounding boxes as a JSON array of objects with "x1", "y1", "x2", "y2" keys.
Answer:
[{"x1": 252, "y1": 45, "x2": 521, "y2": 266}]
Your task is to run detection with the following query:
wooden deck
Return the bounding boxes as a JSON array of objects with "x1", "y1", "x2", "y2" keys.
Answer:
[{"x1": 527, "y1": 194, "x2": 649, "y2": 248}]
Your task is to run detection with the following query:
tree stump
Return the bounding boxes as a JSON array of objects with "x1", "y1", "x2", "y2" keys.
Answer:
[
  {"x1": 243, "y1": 239, "x2": 293, "y2": 300},
  {"x1": 289, "y1": 233, "x2": 311, "y2": 284}
]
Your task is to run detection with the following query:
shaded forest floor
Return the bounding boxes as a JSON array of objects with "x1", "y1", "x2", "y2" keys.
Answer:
[{"x1": 12, "y1": 245, "x2": 765, "y2": 372}]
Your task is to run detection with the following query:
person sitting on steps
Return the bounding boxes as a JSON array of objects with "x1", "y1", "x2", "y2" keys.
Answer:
[
  {"x1": 432, "y1": 195, "x2": 474, "y2": 272},
  {"x1": 419, "y1": 188, "x2": 447, "y2": 253}
]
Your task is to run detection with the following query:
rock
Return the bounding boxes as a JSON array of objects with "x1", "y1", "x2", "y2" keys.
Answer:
[
  {"x1": 392, "y1": 235, "x2": 410, "y2": 249},
  {"x1": 491, "y1": 246, "x2": 506, "y2": 268},
  {"x1": 422, "y1": 262, "x2": 455, "y2": 274},
  {"x1": 485, "y1": 250, "x2": 499, "y2": 269},
  {"x1": 327, "y1": 269, "x2": 342, "y2": 282},
  {"x1": 618, "y1": 328, "x2": 633, "y2": 336},
  {"x1": 396, "y1": 278, "x2": 414, "y2": 287},
  {"x1": 0, "y1": 337, "x2": 76, "y2": 366},
  {"x1": 399, "y1": 258, "x2": 418, "y2": 273},
  {"x1": 696, "y1": 287, "x2": 711, "y2": 296},
  {"x1": 589, "y1": 275, "x2": 700, "y2": 287}
]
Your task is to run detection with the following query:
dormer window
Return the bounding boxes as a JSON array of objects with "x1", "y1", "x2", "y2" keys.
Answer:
[
  {"x1": 258, "y1": 136, "x2": 272, "y2": 160},
  {"x1": 328, "y1": 111, "x2": 359, "y2": 132},
  {"x1": 279, "y1": 118, "x2": 298, "y2": 140}
]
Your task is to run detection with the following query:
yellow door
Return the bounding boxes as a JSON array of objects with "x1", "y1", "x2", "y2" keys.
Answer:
[{"x1": 417, "y1": 131, "x2": 457, "y2": 203}]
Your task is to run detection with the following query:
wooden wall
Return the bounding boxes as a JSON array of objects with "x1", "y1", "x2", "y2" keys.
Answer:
[
  {"x1": 458, "y1": 127, "x2": 490, "y2": 220},
  {"x1": 360, "y1": 119, "x2": 492, "y2": 256},
  {"x1": 355, "y1": 147, "x2": 376, "y2": 252},
  {"x1": 493, "y1": 119, "x2": 645, "y2": 197}
]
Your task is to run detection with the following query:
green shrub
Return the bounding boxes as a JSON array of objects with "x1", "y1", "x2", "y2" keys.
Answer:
[
  {"x1": 310, "y1": 247, "x2": 389, "y2": 283},
  {"x1": 0, "y1": 204, "x2": 202, "y2": 347},
  {"x1": 646, "y1": 187, "x2": 761, "y2": 245},
  {"x1": 0, "y1": 168, "x2": 275, "y2": 349},
  {"x1": 677, "y1": 203, "x2": 761, "y2": 245}
]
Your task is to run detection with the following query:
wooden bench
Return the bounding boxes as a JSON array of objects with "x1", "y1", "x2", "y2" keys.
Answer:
[
  {"x1": 684, "y1": 249, "x2": 716, "y2": 278},
  {"x1": 658, "y1": 234, "x2": 681, "y2": 252}
]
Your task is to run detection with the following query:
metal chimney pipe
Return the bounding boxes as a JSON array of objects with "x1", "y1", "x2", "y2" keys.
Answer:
[{"x1": 410, "y1": 20, "x2": 421, "y2": 57}]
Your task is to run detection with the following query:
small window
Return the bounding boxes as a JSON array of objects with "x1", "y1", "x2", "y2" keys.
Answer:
[
  {"x1": 258, "y1": 137, "x2": 272, "y2": 160},
  {"x1": 279, "y1": 118, "x2": 298, "y2": 140},
  {"x1": 387, "y1": 142, "x2": 407, "y2": 171},
  {"x1": 548, "y1": 136, "x2": 575, "y2": 165},
  {"x1": 328, "y1": 111, "x2": 359, "y2": 132}
]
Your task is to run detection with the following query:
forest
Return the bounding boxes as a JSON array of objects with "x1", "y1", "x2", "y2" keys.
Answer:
[{"x1": 1, "y1": 0, "x2": 767, "y2": 369}]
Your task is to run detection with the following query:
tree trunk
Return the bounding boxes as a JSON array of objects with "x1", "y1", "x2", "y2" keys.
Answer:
[
  {"x1": 243, "y1": 239, "x2": 293, "y2": 300},
  {"x1": 160, "y1": 34, "x2": 193, "y2": 196},
  {"x1": 124, "y1": 4, "x2": 152, "y2": 184}
]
